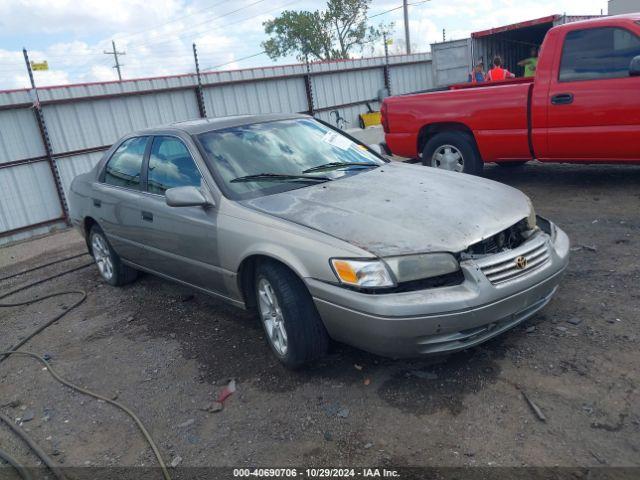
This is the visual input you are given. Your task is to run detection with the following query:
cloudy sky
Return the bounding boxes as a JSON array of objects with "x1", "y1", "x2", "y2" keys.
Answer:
[{"x1": 0, "y1": 0, "x2": 608, "y2": 90}]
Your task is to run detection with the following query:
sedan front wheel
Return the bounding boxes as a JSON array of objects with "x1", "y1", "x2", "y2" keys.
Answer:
[{"x1": 255, "y1": 261, "x2": 329, "y2": 368}]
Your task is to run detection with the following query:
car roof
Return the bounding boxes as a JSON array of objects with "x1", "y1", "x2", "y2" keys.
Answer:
[{"x1": 134, "y1": 113, "x2": 310, "y2": 136}]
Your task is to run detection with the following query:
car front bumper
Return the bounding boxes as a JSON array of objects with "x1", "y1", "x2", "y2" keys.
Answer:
[{"x1": 306, "y1": 223, "x2": 570, "y2": 358}]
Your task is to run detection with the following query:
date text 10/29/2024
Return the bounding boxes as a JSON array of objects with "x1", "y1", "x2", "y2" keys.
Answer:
[{"x1": 233, "y1": 468, "x2": 400, "y2": 478}]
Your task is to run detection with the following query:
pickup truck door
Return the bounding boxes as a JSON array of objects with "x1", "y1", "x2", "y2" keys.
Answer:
[
  {"x1": 545, "y1": 25, "x2": 640, "y2": 161},
  {"x1": 135, "y1": 135, "x2": 226, "y2": 294}
]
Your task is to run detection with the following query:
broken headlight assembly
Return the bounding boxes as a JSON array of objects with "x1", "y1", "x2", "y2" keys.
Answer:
[{"x1": 330, "y1": 253, "x2": 460, "y2": 290}]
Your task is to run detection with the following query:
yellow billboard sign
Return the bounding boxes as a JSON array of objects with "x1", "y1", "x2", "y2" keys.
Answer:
[{"x1": 30, "y1": 61, "x2": 49, "y2": 71}]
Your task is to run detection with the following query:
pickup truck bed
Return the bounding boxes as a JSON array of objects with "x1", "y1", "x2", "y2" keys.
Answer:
[{"x1": 381, "y1": 14, "x2": 640, "y2": 174}]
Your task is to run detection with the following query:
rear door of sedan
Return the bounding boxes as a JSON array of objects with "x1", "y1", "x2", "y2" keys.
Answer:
[
  {"x1": 92, "y1": 135, "x2": 151, "y2": 260},
  {"x1": 135, "y1": 134, "x2": 226, "y2": 293}
]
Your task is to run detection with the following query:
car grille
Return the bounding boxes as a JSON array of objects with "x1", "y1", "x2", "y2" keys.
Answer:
[{"x1": 478, "y1": 240, "x2": 550, "y2": 284}]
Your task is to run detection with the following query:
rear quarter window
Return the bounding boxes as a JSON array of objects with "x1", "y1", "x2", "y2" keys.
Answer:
[{"x1": 103, "y1": 137, "x2": 148, "y2": 189}]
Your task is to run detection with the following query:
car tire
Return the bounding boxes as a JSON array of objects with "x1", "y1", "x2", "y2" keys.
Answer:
[
  {"x1": 255, "y1": 261, "x2": 329, "y2": 368},
  {"x1": 422, "y1": 131, "x2": 482, "y2": 175},
  {"x1": 89, "y1": 225, "x2": 138, "y2": 287},
  {"x1": 496, "y1": 161, "x2": 528, "y2": 167}
]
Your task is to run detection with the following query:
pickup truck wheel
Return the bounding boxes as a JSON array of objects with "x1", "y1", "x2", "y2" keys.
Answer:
[
  {"x1": 255, "y1": 261, "x2": 329, "y2": 368},
  {"x1": 422, "y1": 132, "x2": 482, "y2": 175},
  {"x1": 89, "y1": 225, "x2": 138, "y2": 287}
]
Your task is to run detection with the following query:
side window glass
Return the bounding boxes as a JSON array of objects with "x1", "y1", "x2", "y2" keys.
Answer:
[
  {"x1": 103, "y1": 137, "x2": 148, "y2": 189},
  {"x1": 148, "y1": 137, "x2": 202, "y2": 195},
  {"x1": 559, "y1": 27, "x2": 640, "y2": 82}
]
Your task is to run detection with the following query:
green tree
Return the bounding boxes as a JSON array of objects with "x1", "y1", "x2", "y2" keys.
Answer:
[{"x1": 262, "y1": 0, "x2": 381, "y2": 62}]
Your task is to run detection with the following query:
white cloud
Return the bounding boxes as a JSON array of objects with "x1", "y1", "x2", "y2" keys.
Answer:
[{"x1": 0, "y1": 0, "x2": 611, "y2": 89}]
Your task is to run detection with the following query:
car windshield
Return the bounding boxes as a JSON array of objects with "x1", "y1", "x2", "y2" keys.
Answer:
[{"x1": 196, "y1": 118, "x2": 385, "y2": 199}]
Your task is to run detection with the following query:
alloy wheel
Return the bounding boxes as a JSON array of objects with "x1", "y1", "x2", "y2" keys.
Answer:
[
  {"x1": 257, "y1": 278, "x2": 288, "y2": 356},
  {"x1": 91, "y1": 233, "x2": 114, "y2": 281}
]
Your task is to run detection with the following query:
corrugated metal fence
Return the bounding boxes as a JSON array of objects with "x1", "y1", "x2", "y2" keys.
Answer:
[{"x1": 0, "y1": 52, "x2": 434, "y2": 245}]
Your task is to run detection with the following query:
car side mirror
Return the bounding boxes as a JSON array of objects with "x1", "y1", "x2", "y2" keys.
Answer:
[
  {"x1": 630, "y1": 55, "x2": 640, "y2": 77},
  {"x1": 165, "y1": 186, "x2": 212, "y2": 208}
]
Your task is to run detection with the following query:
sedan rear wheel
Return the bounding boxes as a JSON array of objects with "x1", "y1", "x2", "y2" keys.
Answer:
[{"x1": 89, "y1": 225, "x2": 138, "y2": 286}]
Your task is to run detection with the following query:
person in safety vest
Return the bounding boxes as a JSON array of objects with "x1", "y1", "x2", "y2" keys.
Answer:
[
  {"x1": 485, "y1": 56, "x2": 515, "y2": 81},
  {"x1": 518, "y1": 47, "x2": 538, "y2": 77},
  {"x1": 468, "y1": 62, "x2": 485, "y2": 83}
]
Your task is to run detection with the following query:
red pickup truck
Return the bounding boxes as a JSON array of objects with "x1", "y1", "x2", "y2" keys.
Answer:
[{"x1": 381, "y1": 14, "x2": 640, "y2": 174}]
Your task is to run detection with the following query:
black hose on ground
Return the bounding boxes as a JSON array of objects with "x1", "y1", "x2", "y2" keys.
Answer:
[
  {"x1": 0, "y1": 261, "x2": 92, "y2": 364},
  {"x1": 0, "y1": 352, "x2": 172, "y2": 480},
  {"x1": 0, "y1": 253, "x2": 89, "y2": 283},
  {"x1": 0, "y1": 411, "x2": 65, "y2": 480},
  {"x1": 0, "y1": 446, "x2": 33, "y2": 480},
  {"x1": 0, "y1": 255, "x2": 172, "y2": 480}
]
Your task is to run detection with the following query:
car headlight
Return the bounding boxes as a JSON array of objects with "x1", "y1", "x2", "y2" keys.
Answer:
[
  {"x1": 384, "y1": 253, "x2": 459, "y2": 282},
  {"x1": 330, "y1": 253, "x2": 460, "y2": 289},
  {"x1": 330, "y1": 259, "x2": 395, "y2": 288},
  {"x1": 525, "y1": 196, "x2": 537, "y2": 230}
]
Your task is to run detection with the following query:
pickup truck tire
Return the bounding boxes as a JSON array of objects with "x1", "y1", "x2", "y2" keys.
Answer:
[
  {"x1": 89, "y1": 225, "x2": 138, "y2": 286},
  {"x1": 255, "y1": 261, "x2": 329, "y2": 368},
  {"x1": 422, "y1": 132, "x2": 482, "y2": 175}
]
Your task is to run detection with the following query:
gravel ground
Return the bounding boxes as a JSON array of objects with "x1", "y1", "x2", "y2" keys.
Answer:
[{"x1": 0, "y1": 159, "x2": 639, "y2": 477}]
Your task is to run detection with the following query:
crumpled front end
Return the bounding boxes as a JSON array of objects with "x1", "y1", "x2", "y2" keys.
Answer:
[{"x1": 306, "y1": 217, "x2": 570, "y2": 357}]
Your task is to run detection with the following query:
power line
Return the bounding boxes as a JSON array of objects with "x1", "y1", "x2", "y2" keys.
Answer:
[{"x1": 131, "y1": 0, "x2": 271, "y2": 51}]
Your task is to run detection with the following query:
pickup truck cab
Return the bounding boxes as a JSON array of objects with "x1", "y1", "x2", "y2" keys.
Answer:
[{"x1": 381, "y1": 14, "x2": 640, "y2": 174}]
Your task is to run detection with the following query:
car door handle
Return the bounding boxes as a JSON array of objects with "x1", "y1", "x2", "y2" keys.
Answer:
[
  {"x1": 141, "y1": 211, "x2": 153, "y2": 222},
  {"x1": 551, "y1": 93, "x2": 573, "y2": 105},
  {"x1": 92, "y1": 198, "x2": 101, "y2": 207}
]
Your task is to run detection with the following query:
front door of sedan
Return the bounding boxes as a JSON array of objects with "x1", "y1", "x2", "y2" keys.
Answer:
[
  {"x1": 135, "y1": 135, "x2": 226, "y2": 294},
  {"x1": 545, "y1": 25, "x2": 640, "y2": 161}
]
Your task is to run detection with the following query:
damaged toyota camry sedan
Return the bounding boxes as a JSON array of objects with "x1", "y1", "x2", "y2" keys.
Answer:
[{"x1": 69, "y1": 113, "x2": 569, "y2": 368}]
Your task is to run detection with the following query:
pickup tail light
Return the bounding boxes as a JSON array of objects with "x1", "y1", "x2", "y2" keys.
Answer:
[{"x1": 380, "y1": 101, "x2": 389, "y2": 133}]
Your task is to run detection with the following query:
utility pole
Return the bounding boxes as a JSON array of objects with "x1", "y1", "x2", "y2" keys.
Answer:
[
  {"x1": 104, "y1": 40, "x2": 125, "y2": 81},
  {"x1": 442, "y1": 28, "x2": 446, "y2": 42},
  {"x1": 402, "y1": 0, "x2": 411, "y2": 55},
  {"x1": 192, "y1": 43, "x2": 207, "y2": 118}
]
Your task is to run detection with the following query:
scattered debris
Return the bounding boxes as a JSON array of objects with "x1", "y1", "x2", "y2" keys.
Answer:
[
  {"x1": 525, "y1": 326, "x2": 536, "y2": 334},
  {"x1": 364, "y1": 443, "x2": 373, "y2": 449},
  {"x1": 323, "y1": 431, "x2": 333, "y2": 442},
  {"x1": 571, "y1": 244, "x2": 598, "y2": 252},
  {"x1": 170, "y1": 456, "x2": 183, "y2": 468},
  {"x1": 363, "y1": 378, "x2": 371, "y2": 386},
  {"x1": 566, "y1": 318, "x2": 583, "y2": 325},
  {"x1": 178, "y1": 418, "x2": 195, "y2": 428},
  {"x1": 217, "y1": 379, "x2": 237, "y2": 403},
  {"x1": 591, "y1": 414, "x2": 626, "y2": 432},
  {"x1": 521, "y1": 391, "x2": 546, "y2": 422},
  {"x1": 337, "y1": 408, "x2": 350, "y2": 418},
  {"x1": 407, "y1": 370, "x2": 438, "y2": 380},
  {"x1": 20, "y1": 410, "x2": 35, "y2": 422},
  {"x1": 354, "y1": 364, "x2": 363, "y2": 371},
  {"x1": 589, "y1": 450, "x2": 607, "y2": 465},
  {"x1": 556, "y1": 326, "x2": 567, "y2": 332},
  {"x1": 200, "y1": 402, "x2": 224, "y2": 413}
]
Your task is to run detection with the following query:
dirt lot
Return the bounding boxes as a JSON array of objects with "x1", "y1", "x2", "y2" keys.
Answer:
[{"x1": 1, "y1": 161, "x2": 639, "y2": 477}]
